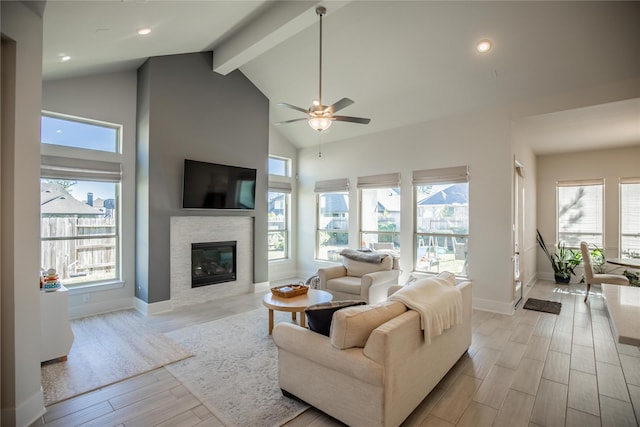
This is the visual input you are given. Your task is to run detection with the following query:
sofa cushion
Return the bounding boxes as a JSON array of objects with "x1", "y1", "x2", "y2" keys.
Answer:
[
  {"x1": 305, "y1": 300, "x2": 367, "y2": 337},
  {"x1": 344, "y1": 255, "x2": 392, "y2": 277},
  {"x1": 330, "y1": 301, "x2": 407, "y2": 349},
  {"x1": 327, "y1": 276, "x2": 363, "y2": 295}
]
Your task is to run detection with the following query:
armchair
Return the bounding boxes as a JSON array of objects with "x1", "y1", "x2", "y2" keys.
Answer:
[{"x1": 318, "y1": 252, "x2": 400, "y2": 304}]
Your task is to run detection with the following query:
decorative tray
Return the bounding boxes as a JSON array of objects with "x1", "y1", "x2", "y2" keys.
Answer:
[{"x1": 271, "y1": 283, "x2": 309, "y2": 298}]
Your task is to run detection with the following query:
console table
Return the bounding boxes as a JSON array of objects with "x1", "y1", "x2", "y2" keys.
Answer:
[
  {"x1": 602, "y1": 284, "x2": 640, "y2": 346},
  {"x1": 40, "y1": 286, "x2": 75, "y2": 362}
]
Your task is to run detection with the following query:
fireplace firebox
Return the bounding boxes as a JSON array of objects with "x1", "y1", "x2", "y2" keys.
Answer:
[{"x1": 191, "y1": 241, "x2": 237, "y2": 287}]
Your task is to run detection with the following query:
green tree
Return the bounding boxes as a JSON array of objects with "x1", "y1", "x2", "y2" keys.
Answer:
[{"x1": 44, "y1": 179, "x2": 77, "y2": 192}]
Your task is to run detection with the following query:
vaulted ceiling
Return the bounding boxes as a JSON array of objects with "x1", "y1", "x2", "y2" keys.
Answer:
[{"x1": 42, "y1": 1, "x2": 640, "y2": 152}]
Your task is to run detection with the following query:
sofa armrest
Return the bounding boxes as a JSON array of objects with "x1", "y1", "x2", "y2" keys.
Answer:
[
  {"x1": 387, "y1": 285, "x2": 404, "y2": 296},
  {"x1": 360, "y1": 269, "x2": 400, "y2": 291},
  {"x1": 273, "y1": 322, "x2": 383, "y2": 386},
  {"x1": 364, "y1": 281, "x2": 472, "y2": 364},
  {"x1": 318, "y1": 265, "x2": 347, "y2": 290}
]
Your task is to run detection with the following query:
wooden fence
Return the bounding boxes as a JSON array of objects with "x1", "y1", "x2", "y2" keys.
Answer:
[{"x1": 41, "y1": 216, "x2": 116, "y2": 284}]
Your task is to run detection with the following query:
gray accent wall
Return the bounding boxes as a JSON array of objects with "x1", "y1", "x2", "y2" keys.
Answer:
[{"x1": 136, "y1": 52, "x2": 269, "y2": 304}]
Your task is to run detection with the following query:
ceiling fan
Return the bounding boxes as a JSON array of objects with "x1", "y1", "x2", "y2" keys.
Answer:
[{"x1": 275, "y1": 6, "x2": 371, "y2": 132}]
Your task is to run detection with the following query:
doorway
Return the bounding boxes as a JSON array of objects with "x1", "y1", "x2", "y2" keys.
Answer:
[{"x1": 513, "y1": 160, "x2": 525, "y2": 308}]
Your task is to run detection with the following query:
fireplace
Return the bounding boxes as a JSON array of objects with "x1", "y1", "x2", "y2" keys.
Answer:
[{"x1": 191, "y1": 241, "x2": 237, "y2": 287}]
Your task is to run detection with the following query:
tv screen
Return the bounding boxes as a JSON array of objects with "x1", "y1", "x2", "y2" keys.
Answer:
[{"x1": 182, "y1": 159, "x2": 256, "y2": 209}]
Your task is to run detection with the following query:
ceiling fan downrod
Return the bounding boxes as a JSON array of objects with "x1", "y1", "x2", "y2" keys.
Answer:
[{"x1": 316, "y1": 6, "x2": 326, "y2": 110}]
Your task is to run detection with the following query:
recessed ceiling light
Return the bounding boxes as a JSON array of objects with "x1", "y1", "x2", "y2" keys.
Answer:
[
  {"x1": 61, "y1": 55, "x2": 71, "y2": 62},
  {"x1": 137, "y1": 27, "x2": 152, "y2": 36},
  {"x1": 476, "y1": 39, "x2": 492, "y2": 53}
]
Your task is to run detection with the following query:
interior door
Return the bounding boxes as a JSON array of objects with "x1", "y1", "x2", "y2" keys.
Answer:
[{"x1": 513, "y1": 160, "x2": 525, "y2": 308}]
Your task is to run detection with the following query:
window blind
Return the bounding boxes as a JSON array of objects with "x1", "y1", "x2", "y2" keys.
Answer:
[
  {"x1": 41, "y1": 155, "x2": 122, "y2": 182},
  {"x1": 556, "y1": 178, "x2": 604, "y2": 187},
  {"x1": 268, "y1": 181, "x2": 292, "y2": 193},
  {"x1": 620, "y1": 177, "x2": 640, "y2": 185},
  {"x1": 314, "y1": 178, "x2": 349, "y2": 193},
  {"x1": 412, "y1": 166, "x2": 469, "y2": 185},
  {"x1": 357, "y1": 172, "x2": 401, "y2": 189}
]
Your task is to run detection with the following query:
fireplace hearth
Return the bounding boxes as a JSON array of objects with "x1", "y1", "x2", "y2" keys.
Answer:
[{"x1": 191, "y1": 241, "x2": 237, "y2": 287}]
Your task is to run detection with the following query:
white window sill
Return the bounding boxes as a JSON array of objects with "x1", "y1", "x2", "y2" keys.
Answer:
[{"x1": 66, "y1": 280, "x2": 125, "y2": 295}]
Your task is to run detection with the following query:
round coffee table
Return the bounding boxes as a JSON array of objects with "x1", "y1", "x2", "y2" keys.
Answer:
[{"x1": 262, "y1": 289, "x2": 333, "y2": 335}]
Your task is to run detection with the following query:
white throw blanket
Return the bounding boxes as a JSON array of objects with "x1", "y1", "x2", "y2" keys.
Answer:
[{"x1": 389, "y1": 277, "x2": 462, "y2": 344}]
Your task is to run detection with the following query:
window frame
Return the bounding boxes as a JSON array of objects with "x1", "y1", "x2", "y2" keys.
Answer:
[
  {"x1": 620, "y1": 178, "x2": 640, "y2": 259},
  {"x1": 556, "y1": 179, "x2": 604, "y2": 248},
  {"x1": 412, "y1": 166, "x2": 469, "y2": 277},
  {"x1": 268, "y1": 155, "x2": 290, "y2": 177},
  {"x1": 40, "y1": 111, "x2": 124, "y2": 289},
  {"x1": 359, "y1": 187, "x2": 401, "y2": 251},
  {"x1": 267, "y1": 190, "x2": 290, "y2": 261},
  {"x1": 316, "y1": 190, "x2": 350, "y2": 262},
  {"x1": 268, "y1": 155, "x2": 293, "y2": 262}
]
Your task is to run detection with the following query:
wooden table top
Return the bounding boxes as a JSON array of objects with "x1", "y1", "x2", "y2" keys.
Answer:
[{"x1": 262, "y1": 289, "x2": 333, "y2": 312}]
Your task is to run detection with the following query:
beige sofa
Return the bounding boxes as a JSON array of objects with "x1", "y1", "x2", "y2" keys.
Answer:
[
  {"x1": 273, "y1": 278, "x2": 472, "y2": 427},
  {"x1": 317, "y1": 252, "x2": 400, "y2": 304}
]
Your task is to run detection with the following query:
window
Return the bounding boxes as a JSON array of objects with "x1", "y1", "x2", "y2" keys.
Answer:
[
  {"x1": 268, "y1": 156, "x2": 290, "y2": 177},
  {"x1": 414, "y1": 166, "x2": 469, "y2": 276},
  {"x1": 315, "y1": 178, "x2": 349, "y2": 261},
  {"x1": 41, "y1": 112, "x2": 122, "y2": 287},
  {"x1": 358, "y1": 173, "x2": 401, "y2": 251},
  {"x1": 268, "y1": 185, "x2": 290, "y2": 260},
  {"x1": 268, "y1": 156, "x2": 292, "y2": 261},
  {"x1": 621, "y1": 179, "x2": 640, "y2": 259},
  {"x1": 42, "y1": 113, "x2": 120, "y2": 153},
  {"x1": 557, "y1": 180, "x2": 603, "y2": 247}
]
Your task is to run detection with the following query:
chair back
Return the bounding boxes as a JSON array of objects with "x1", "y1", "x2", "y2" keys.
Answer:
[{"x1": 580, "y1": 241, "x2": 594, "y2": 282}]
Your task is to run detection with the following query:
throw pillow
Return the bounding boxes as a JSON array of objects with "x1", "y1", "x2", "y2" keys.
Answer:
[
  {"x1": 343, "y1": 255, "x2": 392, "y2": 277},
  {"x1": 305, "y1": 300, "x2": 366, "y2": 337},
  {"x1": 436, "y1": 271, "x2": 456, "y2": 286},
  {"x1": 330, "y1": 301, "x2": 407, "y2": 349}
]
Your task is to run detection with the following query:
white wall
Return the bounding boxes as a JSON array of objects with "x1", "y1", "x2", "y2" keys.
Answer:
[
  {"x1": 297, "y1": 107, "x2": 516, "y2": 313},
  {"x1": 537, "y1": 145, "x2": 640, "y2": 281},
  {"x1": 268, "y1": 125, "x2": 299, "y2": 281},
  {"x1": 1, "y1": 2, "x2": 46, "y2": 425},
  {"x1": 42, "y1": 71, "x2": 138, "y2": 317}
]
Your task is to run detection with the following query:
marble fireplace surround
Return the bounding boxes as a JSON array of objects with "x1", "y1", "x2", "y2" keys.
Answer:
[{"x1": 170, "y1": 216, "x2": 254, "y2": 307}]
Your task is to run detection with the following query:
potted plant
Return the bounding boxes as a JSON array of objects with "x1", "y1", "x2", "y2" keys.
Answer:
[
  {"x1": 536, "y1": 230, "x2": 582, "y2": 284},
  {"x1": 589, "y1": 246, "x2": 606, "y2": 274}
]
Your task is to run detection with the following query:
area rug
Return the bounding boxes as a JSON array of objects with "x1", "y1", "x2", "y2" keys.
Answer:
[
  {"x1": 523, "y1": 298, "x2": 562, "y2": 315},
  {"x1": 41, "y1": 309, "x2": 192, "y2": 406},
  {"x1": 165, "y1": 309, "x2": 309, "y2": 427}
]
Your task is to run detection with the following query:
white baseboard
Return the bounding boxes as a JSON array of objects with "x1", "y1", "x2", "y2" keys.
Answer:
[
  {"x1": 1, "y1": 386, "x2": 45, "y2": 427},
  {"x1": 69, "y1": 297, "x2": 134, "y2": 319},
  {"x1": 133, "y1": 297, "x2": 173, "y2": 316},
  {"x1": 254, "y1": 281, "x2": 271, "y2": 293},
  {"x1": 473, "y1": 297, "x2": 515, "y2": 315}
]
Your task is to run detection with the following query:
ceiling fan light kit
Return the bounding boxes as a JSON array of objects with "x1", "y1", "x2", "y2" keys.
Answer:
[{"x1": 275, "y1": 6, "x2": 370, "y2": 133}]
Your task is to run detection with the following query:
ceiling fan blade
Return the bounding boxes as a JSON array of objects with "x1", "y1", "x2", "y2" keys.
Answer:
[
  {"x1": 326, "y1": 98, "x2": 354, "y2": 114},
  {"x1": 274, "y1": 118, "x2": 308, "y2": 125},
  {"x1": 333, "y1": 115, "x2": 371, "y2": 125},
  {"x1": 277, "y1": 103, "x2": 309, "y2": 114}
]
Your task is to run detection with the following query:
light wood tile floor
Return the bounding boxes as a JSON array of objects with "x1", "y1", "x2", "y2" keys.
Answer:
[{"x1": 32, "y1": 280, "x2": 640, "y2": 426}]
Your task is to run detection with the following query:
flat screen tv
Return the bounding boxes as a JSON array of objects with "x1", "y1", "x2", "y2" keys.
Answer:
[{"x1": 182, "y1": 159, "x2": 256, "y2": 210}]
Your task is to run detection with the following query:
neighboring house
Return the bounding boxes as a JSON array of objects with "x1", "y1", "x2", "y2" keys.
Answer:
[
  {"x1": 374, "y1": 188, "x2": 401, "y2": 230},
  {"x1": 417, "y1": 183, "x2": 469, "y2": 233},
  {"x1": 40, "y1": 183, "x2": 105, "y2": 217},
  {"x1": 319, "y1": 193, "x2": 349, "y2": 230}
]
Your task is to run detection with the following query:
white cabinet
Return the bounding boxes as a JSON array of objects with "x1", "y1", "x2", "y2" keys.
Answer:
[{"x1": 40, "y1": 285, "x2": 74, "y2": 362}]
